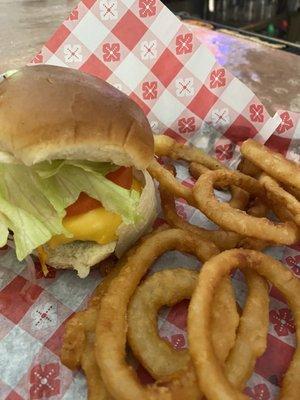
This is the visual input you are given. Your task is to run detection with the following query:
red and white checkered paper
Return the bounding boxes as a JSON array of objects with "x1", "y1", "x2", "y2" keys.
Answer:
[{"x1": 0, "y1": 0, "x2": 299, "y2": 399}]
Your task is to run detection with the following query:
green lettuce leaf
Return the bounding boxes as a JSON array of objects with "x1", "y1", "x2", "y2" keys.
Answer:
[
  {"x1": 34, "y1": 160, "x2": 116, "y2": 179},
  {"x1": 38, "y1": 164, "x2": 140, "y2": 223},
  {"x1": 0, "y1": 161, "x2": 140, "y2": 261},
  {"x1": 0, "y1": 213, "x2": 9, "y2": 247}
]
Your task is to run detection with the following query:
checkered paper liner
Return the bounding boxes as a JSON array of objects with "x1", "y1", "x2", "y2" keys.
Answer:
[{"x1": 0, "y1": 0, "x2": 299, "y2": 399}]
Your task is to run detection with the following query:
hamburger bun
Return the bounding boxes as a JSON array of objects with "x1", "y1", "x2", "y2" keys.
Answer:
[
  {"x1": 44, "y1": 241, "x2": 117, "y2": 276},
  {"x1": 0, "y1": 65, "x2": 153, "y2": 169},
  {"x1": 0, "y1": 65, "x2": 157, "y2": 276}
]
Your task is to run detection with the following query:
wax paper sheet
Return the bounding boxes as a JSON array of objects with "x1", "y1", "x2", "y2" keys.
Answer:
[{"x1": 0, "y1": 0, "x2": 299, "y2": 399}]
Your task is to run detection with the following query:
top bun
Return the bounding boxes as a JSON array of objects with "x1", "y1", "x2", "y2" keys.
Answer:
[{"x1": 0, "y1": 65, "x2": 154, "y2": 169}]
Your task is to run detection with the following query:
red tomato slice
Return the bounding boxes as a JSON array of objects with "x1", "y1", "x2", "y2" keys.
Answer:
[
  {"x1": 65, "y1": 167, "x2": 133, "y2": 217},
  {"x1": 66, "y1": 192, "x2": 102, "y2": 217},
  {"x1": 106, "y1": 166, "x2": 133, "y2": 190}
]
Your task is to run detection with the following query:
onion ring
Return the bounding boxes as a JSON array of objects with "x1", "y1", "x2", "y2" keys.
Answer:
[
  {"x1": 260, "y1": 173, "x2": 300, "y2": 226},
  {"x1": 193, "y1": 169, "x2": 299, "y2": 245},
  {"x1": 189, "y1": 162, "x2": 210, "y2": 178},
  {"x1": 237, "y1": 236, "x2": 269, "y2": 251},
  {"x1": 159, "y1": 184, "x2": 240, "y2": 250},
  {"x1": 128, "y1": 269, "x2": 194, "y2": 379},
  {"x1": 61, "y1": 249, "x2": 136, "y2": 400},
  {"x1": 246, "y1": 197, "x2": 268, "y2": 218},
  {"x1": 158, "y1": 164, "x2": 245, "y2": 251},
  {"x1": 61, "y1": 269, "x2": 119, "y2": 400},
  {"x1": 60, "y1": 310, "x2": 86, "y2": 370},
  {"x1": 61, "y1": 266, "x2": 118, "y2": 370},
  {"x1": 148, "y1": 158, "x2": 194, "y2": 205},
  {"x1": 237, "y1": 197, "x2": 270, "y2": 250},
  {"x1": 128, "y1": 267, "x2": 268, "y2": 395},
  {"x1": 241, "y1": 139, "x2": 300, "y2": 190},
  {"x1": 188, "y1": 162, "x2": 249, "y2": 210},
  {"x1": 95, "y1": 228, "x2": 235, "y2": 400},
  {"x1": 188, "y1": 249, "x2": 300, "y2": 400},
  {"x1": 237, "y1": 157, "x2": 271, "y2": 239},
  {"x1": 284, "y1": 184, "x2": 300, "y2": 201},
  {"x1": 237, "y1": 158, "x2": 298, "y2": 230},
  {"x1": 229, "y1": 186, "x2": 250, "y2": 210},
  {"x1": 153, "y1": 155, "x2": 267, "y2": 252},
  {"x1": 153, "y1": 135, "x2": 249, "y2": 211},
  {"x1": 223, "y1": 270, "x2": 269, "y2": 389},
  {"x1": 159, "y1": 166, "x2": 269, "y2": 251},
  {"x1": 237, "y1": 157, "x2": 261, "y2": 178},
  {"x1": 62, "y1": 227, "x2": 168, "y2": 369},
  {"x1": 81, "y1": 339, "x2": 113, "y2": 400},
  {"x1": 154, "y1": 135, "x2": 223, "y2": 170},
  {"x1": 127, "y1": 268, "x2": 238, "y2": 379}
]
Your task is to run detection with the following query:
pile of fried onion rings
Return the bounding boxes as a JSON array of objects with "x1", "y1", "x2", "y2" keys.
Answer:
[
  {"x1": 149, "y1": 136, "x2": 299, "y2": 247},
  {"x1": 60, "y1": 137, "x2": 300, "y2": 400}
]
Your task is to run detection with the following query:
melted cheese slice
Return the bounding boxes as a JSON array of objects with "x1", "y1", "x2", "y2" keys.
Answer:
[
  {"x1": 131, "y1": 178, "x2": 143, "y2": 192},
  {"x1": 47, "y1": 208, "x2": 122, "y2": 249},
  {"x1": 47, "y1": 178, "x2": 143, "y2": 249},
  {"x1": 37, "y1": 246, "x2": 49, "y2": 276}
]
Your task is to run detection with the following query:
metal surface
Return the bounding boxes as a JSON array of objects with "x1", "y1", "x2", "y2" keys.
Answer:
[
  {"x1": 0, "y1": 0, "x2": 78, "y2": 71},
  {"x1": 0, "y1": 0, "x2": 299, "y2": 114},
  {"x1": 200, "y1": 19, "x2": 300, "y2": 50},
  {"x1": 190, "y1": 25, "x2": 300, "y2": 114}
]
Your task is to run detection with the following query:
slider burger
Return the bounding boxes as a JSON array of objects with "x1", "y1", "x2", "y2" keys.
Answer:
[{"x1": 0, "y1": 65, "x2": 157, "y2": 277}]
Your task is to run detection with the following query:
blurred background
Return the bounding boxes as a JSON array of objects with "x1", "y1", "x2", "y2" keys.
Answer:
[
  {"x1": 0, "y1": 0, "x2": 299, "y2": 114},
  {"x1": 167, "y1": 0, "x2": 300, "y2": 47}
]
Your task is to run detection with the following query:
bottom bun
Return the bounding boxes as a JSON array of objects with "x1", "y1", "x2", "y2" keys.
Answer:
[
  {"x1": 45, "y1": 241, "x2": 117, "y2": 278},
  {"x1": 44, "y1": 171, "x2": 157, "y2": 278}
]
